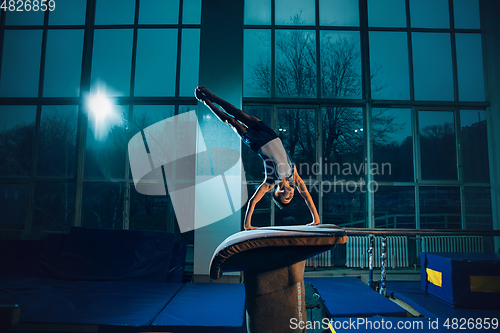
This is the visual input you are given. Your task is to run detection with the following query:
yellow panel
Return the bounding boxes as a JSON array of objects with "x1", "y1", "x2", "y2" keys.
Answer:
[
  {"x1": 470, "y1": 276, "x2": 500, "y2": 293},
  {"x1": 426, "y1": 268, "x2": 442, "y2": 287}
]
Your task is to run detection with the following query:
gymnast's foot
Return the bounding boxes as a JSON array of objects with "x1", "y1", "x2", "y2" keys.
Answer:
[
  {"x1": 196, "y1": 86, "x2": 215, "y2": 101},
  {"x1": 244, "y1": 224, "x2": 259, "y2": 230}
]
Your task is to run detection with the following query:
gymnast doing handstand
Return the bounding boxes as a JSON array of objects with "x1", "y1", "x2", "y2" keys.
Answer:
[{"x1": 195, "y1": 86, "x2": 320, "y2": 230}]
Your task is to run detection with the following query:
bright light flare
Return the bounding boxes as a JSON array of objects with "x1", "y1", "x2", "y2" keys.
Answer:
[
  {"x1": 88, "y1": 94, "x2": 112, "y2": 121},
  {"x1": 86, "y1": 89, "x2": 121, "y2": 140}
]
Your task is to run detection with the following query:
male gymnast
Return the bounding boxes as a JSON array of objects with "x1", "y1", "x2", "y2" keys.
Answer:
[{"x1": 195, "y1": 86, "x2": 320, "y2": 230}]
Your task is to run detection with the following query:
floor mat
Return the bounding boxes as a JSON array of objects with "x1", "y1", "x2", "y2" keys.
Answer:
[{"x1": 305, "y1": 277, "x2": 407, "y2": 318}]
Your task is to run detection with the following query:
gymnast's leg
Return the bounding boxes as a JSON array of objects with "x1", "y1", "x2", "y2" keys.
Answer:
[
  {"x1": 195, "y1": 87, "x2": 248, "y2": 136},
  {"x1": 196, "y1": 86, "x2": 261, "y2": 129}
]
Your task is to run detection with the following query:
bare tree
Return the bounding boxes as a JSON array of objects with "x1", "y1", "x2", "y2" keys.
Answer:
[
  {"x1": 321, "y1": 34, "x2": 361, "y2": 98},
  {"x1": 38, "y1": 108, "x2": 77, "y2": 177},
  {"x1": 420, "y1": 122, "x2": 457, "y2": 180},
  {"x1": 247, "y1": 14, "x2": 398, "y2": 172},
  {"x1": 0, "y1": 114, "x2": 76, "y2": 233},
  {"x1": 0, "y1": 123, "x2": 34, "y2": 176}
]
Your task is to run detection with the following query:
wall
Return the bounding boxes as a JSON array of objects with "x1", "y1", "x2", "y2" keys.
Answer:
[
  {"x1": 194, "y1": 0, "x2": 245, "y2": 278},
  {"x1": 480, "y1": 0, "x2": 500, "y2": 251}
]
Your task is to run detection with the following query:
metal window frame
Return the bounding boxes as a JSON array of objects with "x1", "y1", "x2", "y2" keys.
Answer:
[
  {"x1": 0, "y1": 0, "x2": 201, "y2": 238},
  {"x1": 0, "y1": 0, "x2": 493, "y2": 238},
  {"x1": 242, "y1": 0, "x2": 491, "y2": 231}
]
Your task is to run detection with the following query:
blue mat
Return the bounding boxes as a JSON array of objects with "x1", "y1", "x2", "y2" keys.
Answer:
[
  {"x1": 387, "y1": 281, "x2": 500, "y2": 320},
  {"x1": 0, "y1": 277, "x2": 246, "y2": 330},
  {"x1": 0, "y1": 277, "x2": 183, "y2": 326},
  {"x1": 305, "y1": 277, "x2": 407, "y2": 318},
  {"x1": 152, "y1": 283, "x2": 246, "y2": 332},
  {"x1": 0, "y1": 240, "x2": 44, "y2": 276}
]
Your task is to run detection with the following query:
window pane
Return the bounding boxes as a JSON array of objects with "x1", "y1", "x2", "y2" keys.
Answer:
[
  {"x1": 322, "y1": 107, "x2": 363, "y2": 181},
  {"x1": 368, "y1": 0, "x2": 406, "y2": 28},
  {"x1": 278, "y1": 108, "x2": 316, "y2": 179},
  {"x1": 130, "y1": 186, "x2": 178, "y2": 233},
  {"x1": 321, "y1": 31, "x2": 361, "y2": 99},
  {"x1": 375, "y1": 186, "x2": 415, "y2": 228},
  {"x1": 460, "y1": 110, "x2": 489, "y2": 183},
  {"x1": 419, "y1": 186, "x2": 461, "y2": 229},
  {"x1": 139, "y1": 0, "x2": 179, "y2": 24},
  {"x1": 0, "y1": 106, "x2": 36, "y2": 177},
  {"x1": 95, "y1": 0, "x2": 136, "y2": 25},
  {"x1": 276, "y1": 0, "x2": 315, "y2": 25},
  {"x1": 276, "y1": 30, "x2": 316, "y2": 97},
  {"x1": 241, "y1": 106, "x2": 272, "y2": 182},
  {"x1": 130, "y1": 106, "x2": 194, "y2": 189},
  {"x1": 0, "y1": 184, "x2": 28, "y2": 234},
  {"x1": 370, "y1": 32, "x2": 409, "y2": 100},
  {"x1": 320, "y1": 0, "x2": 359, "y2": 26},
  {"x1": 410, "y1": 0, "x2": 450, "y2": 28},
  {"x1": 38, "y1": 106, "x2": 78, "y2": 177},
  {"x1": 85, "y1": 106, "x2": 128, "y2": 179},
  {"x1": 183, "y1": 0, "x2": 202, "y2": 24},
  {"x1": 244, "y1": 0, "x2": 271, "y2": 25},
  {"x1": 373, "y1": 108, "x2": 413, "y2": 182},
  {"x1": 5, "y1": 8, "x2": 44, "y2": 25},
  {"x1": 244, "y1": 29, "x2": 271, "y2": 97},
  {"x1": 453, "y1": 0, "x2": 480, "y2": 29},
  {"x1": 49, "y1": 0, "x2": 87, "y2": 25},
  {"x1": 464, "y1": 187, "x2": 492, "y2": 230},
  {"x1": 179, "y1": 105, "x2": 197, "y2": 114},
  {"x1": 130, "y1": 105, "x2": 187, "y2": 180},
  {"x1": 275, "y1": 184, "x2": 319, "y2": 225},
  {"x1": 129, "y1": 104, "x2": 175, "y2": 180},
  {"x1": 456, "y1": 33, "x2": 485, "y2": 102},
  {"x1": 33, "y1": 182, "x2": 75, "y2": 237},
  {"x1": 82, "y1": 183, "x2": 124, "y2": 229},
  {"x1": 134, "y1": 29, "x2": 177, "y2": 97},
  {"x1": 131, "y1": 105, "x2": 175, "y2": 133},
  {"x1": 179, "y1": 29, "x2": 200, "y2": 96},
  {"x1": 0, "y1": 30, "x2": 42, "y2": 97},
  {"x1": 412, "y1": 33, "x2": 453, "y2": 101},
  {"x1": 323, "y1": 184, "x2": 366, "y2": 228},
  {"x1": 91, "y1": 29, "x2": 133, "y2": 97},
  {"x1": 43, "y1": 30, "x2": 84, "y2": 97},
  {"x1": 419, "y1": 111, "x2": 457, "y2": 180}
]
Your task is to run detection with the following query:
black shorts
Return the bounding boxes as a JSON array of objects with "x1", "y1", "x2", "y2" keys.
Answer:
[{"x1": 241, "y1": 121, "x2": 278, "y2": 153}]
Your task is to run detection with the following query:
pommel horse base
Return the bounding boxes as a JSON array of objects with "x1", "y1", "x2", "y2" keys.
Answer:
[{"x1": 210, "y1": 224, "x2": 347, "y2": 333}]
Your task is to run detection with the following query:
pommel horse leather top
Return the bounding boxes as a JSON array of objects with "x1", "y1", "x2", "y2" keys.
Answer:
[{"x1": 209, "y1": 224, "x2": 347, "y2": 279}]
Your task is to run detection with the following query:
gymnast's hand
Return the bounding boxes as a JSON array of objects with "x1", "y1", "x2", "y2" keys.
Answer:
[{"x1": 306, "y1": 220, "x2": 320, "y2": 226}]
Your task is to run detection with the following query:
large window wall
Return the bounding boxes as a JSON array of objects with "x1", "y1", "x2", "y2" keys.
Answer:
[
  {"x1": 0, "y1": 0, "x2": 494, "y2": 245},
  {"x1": 242, "y1": 0, "x2": 492, "y2": 234},
  {"x1": 0, "y1": 0, "x2": 200, "y2": 240}
]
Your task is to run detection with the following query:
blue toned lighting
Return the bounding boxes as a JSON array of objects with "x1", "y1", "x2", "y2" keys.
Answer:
[
  {"x1": 86, "y1": 89, "x2": 123, "y2": 141},
  {"x1": 88, "y1": 93, "x2": 113, "y2": 121}
]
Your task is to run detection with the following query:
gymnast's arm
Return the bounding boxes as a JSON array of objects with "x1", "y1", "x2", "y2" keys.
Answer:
[
  {"x1": 294, "y1": 171, "x2": 321, "y2": 226},
  {"x1": 195, "y1": 87, "x2": 234, "y2": 124},
  {"x1": 244, "y1": 180, "x2": 274, "y2": 230}
]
